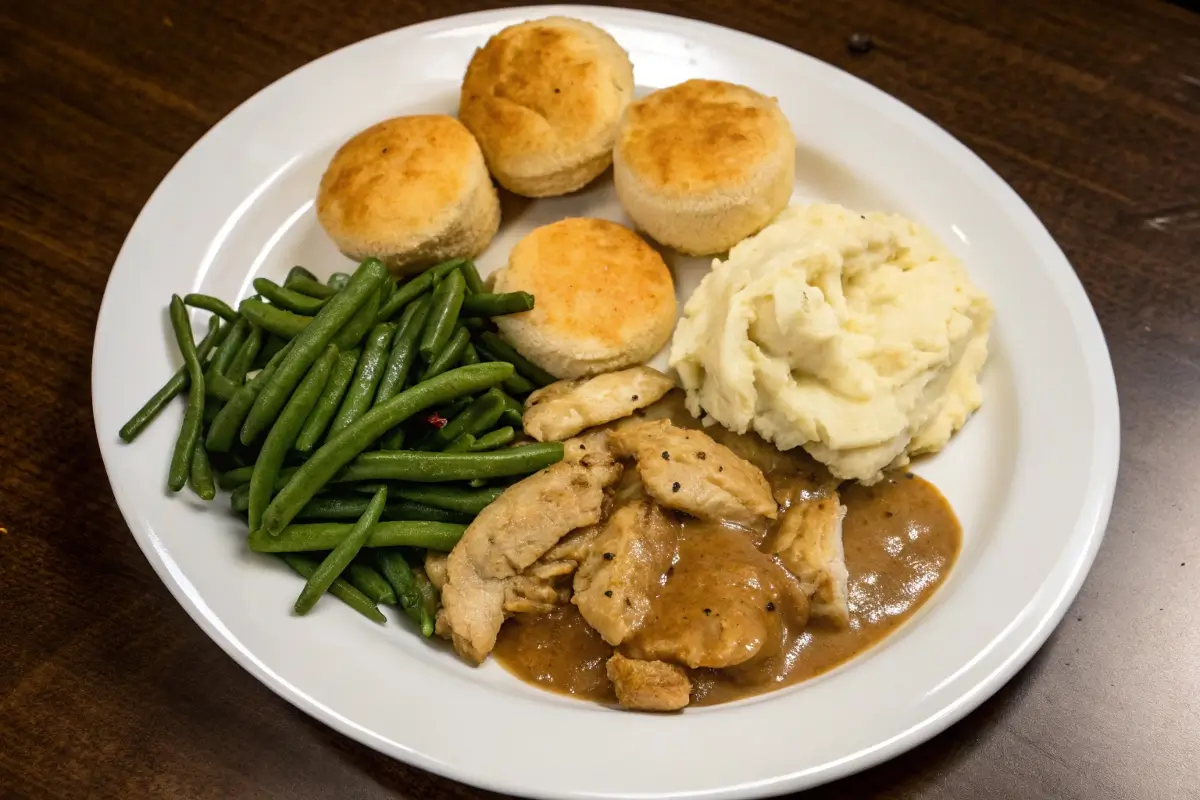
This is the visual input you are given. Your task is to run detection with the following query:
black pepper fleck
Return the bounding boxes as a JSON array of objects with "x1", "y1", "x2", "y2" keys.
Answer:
[
  {"x1": 579, "y1": 443, "x2": 586, "y2": 449},
  {"x1": 847, "y1": 32, "x2": 874, "y2": 55},
  {"x1": 382, "y1": 147, "x2": 389, "y2": 154},
  {"x1": 603, "y1": 552, "x2": 615, "y2": 561},
  {"x1": 604, "y1": 590, "x2": 613, "y2": 597},
  {"x1": 703, "y1": 608, "x2": 712, "y2": 615},
  {"x1": 698, "y1": 452, "x2": 706, "y2": 460},
  {"x1": 885, "y1": 511, "x2": 894, "y2": 518},
  {"x1": 661, "y1": 451, "x2": 670, "y2": 461},
  {"x1": 766, "y1": 602, "x2": 776, "y2": 612},
  {"x1": 553, "y1": 87, "x2": 560, "y2": 93},
  {"x1": 718, "y1": 466, "x2": 723, "y2": 472},
  {"x1": 905, "y1": 472, "x2": 915, "y2": 479},
  {"x1": 631, "y1": 394, "x2": 639, "y2": 401},
  {"x1": 672, "y1": 482, "x2": 681, "y2": 492}
]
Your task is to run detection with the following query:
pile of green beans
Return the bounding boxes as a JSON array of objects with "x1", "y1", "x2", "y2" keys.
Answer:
[{"x1": 118, "y1": 257, "x2": 560, "y2": 633}]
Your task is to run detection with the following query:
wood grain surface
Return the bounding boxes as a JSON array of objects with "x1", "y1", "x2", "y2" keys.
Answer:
[{"x1": 2, "y1": 0, "x2": 1198, "y2": 798}]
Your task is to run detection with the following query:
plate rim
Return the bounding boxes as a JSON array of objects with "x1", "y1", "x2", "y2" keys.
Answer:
[{"x1": 91, "y1": 6, "x2": 1121, "y2": 798}]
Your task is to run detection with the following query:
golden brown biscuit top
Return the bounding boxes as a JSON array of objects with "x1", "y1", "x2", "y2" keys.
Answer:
[
  {"x1": 498, "y1": 218, "x2": 675, "y2": 349},
  {"x1": 617, "y1": 79, "x2": 790, "y2": 195},
  {"x1": 460, "y1": 18, "x2": 629, "y2": 166},
  {"x1": 317, "y1": 115, "x2": 478, "y2": 239}
]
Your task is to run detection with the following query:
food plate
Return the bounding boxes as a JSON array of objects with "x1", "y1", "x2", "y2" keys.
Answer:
[{"x1": 91, "y1": 6, "x2": 1119, "y2": 798}]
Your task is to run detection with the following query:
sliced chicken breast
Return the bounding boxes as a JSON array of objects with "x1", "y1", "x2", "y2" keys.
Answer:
[
  {"x1": 524, "y1": 367, "x2": 675, "y2": 442},
  {"x1": 441, "y1": 448, "x2": 623, "y2": 663},
  {"x1": 610, "y1": 420, "x2": 777, "y2": 524},
  {"x1": 767, "y1": 486, "x2": 850, "y2": 627},
  {"x1": 574, "y1": 497, "x2": 679, "y2": 645},
  {"x1": 606, "y1": 653, "x2": 691, "y2": 712}
]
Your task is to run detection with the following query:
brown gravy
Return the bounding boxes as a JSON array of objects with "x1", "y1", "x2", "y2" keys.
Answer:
[{"x1": 493, "y1": 400, "x2": 962, "y2": 708}]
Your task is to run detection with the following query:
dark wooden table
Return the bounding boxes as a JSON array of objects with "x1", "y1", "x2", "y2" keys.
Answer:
[{"x1": 3, "y1": 0, "x2": 1199, "y2": 798}]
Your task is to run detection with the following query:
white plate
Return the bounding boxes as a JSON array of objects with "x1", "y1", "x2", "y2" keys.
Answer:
[{"x1": 92, "y1": 7, "x2": 1119, "y2": 798}]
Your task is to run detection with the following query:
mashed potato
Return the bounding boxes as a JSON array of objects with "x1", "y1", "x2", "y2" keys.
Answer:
[{"x1": 670, "y1": 203, "x2": 993, "y2": 484}]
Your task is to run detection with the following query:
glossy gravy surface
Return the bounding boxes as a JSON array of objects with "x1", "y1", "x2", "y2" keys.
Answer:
[{"x1": 494, "y1": 399, "x2": 962, "y2": 707}]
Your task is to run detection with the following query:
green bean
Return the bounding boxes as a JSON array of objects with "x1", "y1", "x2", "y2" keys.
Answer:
[
  {"x1": 460, "y1": 260, "x2": 485, "y2": 294},
  {"x1": 218, "y1": 464, "x2": 255, "y2": 490},
  {"x1": 380, "y1": 428, "x2": 406, "y2": 451},
  {"x1": 119, "y1": 315, "x2": 225, "y2": 442},
  {"x1": 329, "y1": 323, "x2": 395, "y2": 437},
  {"x1": 285, "y1": 273, "x2": 338, "y2": 299},
  {"x1": 332, "y1": 286, "x2": 380, "y2": 351},
  {"x1": 253, "y1": 277, "x2": 328, "y2": 315},
  {"x1": 207, "y1": 373, "x2": 240, "y2": 402},
  {"x1": 471, "y1": 426, "x2": 515, "y2": 451},
  {"x1": 475, "y1": 343, "x2": 536, "y2": 395},
  {"x1": 418, "y1": 269, "x2": 465, "y2": 361},
  {"x1": 230, "y1": 483, "x2": 250, "y2": 513},
  {"x1": 250, "y1": 520, "x2": 467, "y2": 553},
  {"x1": 257, "y1": 334, "x2": 288, "y2": 366},
  {"x1": 294, "y1": 487, "x2": 386, "y2": 615},
  {"x1": 345, "y1": 560, "x2": 396, "y2": 605},
  {"x1": 240, "y1": 298, "x2": 312, "y2": 339},
  {"x1": 413, "y1": 567, "x2": 438, "y2": 637},
  {"x1": 477, "y1": 331, "x2": 556, "y2": 387},
  {"x1": 205, "y1": 317, "x2": 249, "y2": 382},
  {"x1": 167, "y1": 296, "x2": 207, "y2": 492},
  {"x1": 427, "y1": 389, "x2": 505, "y2": 450},
  {"x1": 461, "y1": 292, "x2": 534, "y2": 317},
  {"x1": 183, "y1": 293, "x2": 239, "y2": 322},
  {"x1": 336, "y1": 443, "x2": 563, "y2": 483},
  {"x1": 421, "y1": 325, "x2": 470, "y2": 380},
  {"x1": 429, "y1": 259, "x2": 467, "y2": 282},
  {"x1": 327, "y1": 272, "x2": 351, "y2": 291},
  {"x1": 375, "y1": 273, "x2": 432, "y2": 324},
  {"x1": 393, "y1": 484, "x2": 505, "y2": 514},
  {"x1": 294, "y1": 348, "x2": 359, "y2": 454},
  {"x1": 280, "y1": 553, "x2": 385, "y2": 623},
  {"x1": 375, "y1": 298, "x2": 430, "y2": 406},
  {"x1": 189, "y1": 443, "x2": 216, "y2": 501},
  {"x1": 285, "y1": 265, "x2": 319, "y2": 286},
  {"x1": 206, "y1": 340, "x2": 294, "y2": 453},
  {"x1": 461, "y1": 342, "x2": 480, "y2": 366},
  {"x1": 375, "y1": 548, "x2": 428, "y2": 632},
  {"x1": 444, "y1": 433, "x2": 475, "y2": 452},
  {"x1": 249, "y1": 344, "x2": 337, "y2": 532},
  {"x1": 379, "y1": 278, "x2": 396, "y2": 310},
  {"x1": 294, "y1": 496, "x2": 472, "y2": 524},
  {"x1": 259, "y1": 362, "x2": 513, "y2": 535},
  {"x1": 497, "y1": 390, "x2": 525, "y2": 428},
  {"x1": 242, "y1": 259, "x2": 389, "y2": 445},
  {"x1": 226, "y1": 326, "x2": 263, "y2": 384}
]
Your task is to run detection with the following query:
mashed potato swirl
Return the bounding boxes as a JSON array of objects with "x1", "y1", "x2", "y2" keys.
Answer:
[{"x1": 670, "y1": 203, "x2": 993, "y2": 484}]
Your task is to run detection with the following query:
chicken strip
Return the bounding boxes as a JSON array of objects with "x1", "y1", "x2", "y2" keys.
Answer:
[
  {"x1": 441, "y1": 449, "x2": 623, "y2": 663},
  {"x1": 766, "y1": 487, "x2": 850, "y2": 627},
  {"x1": 606, "y1": 654, "x2": 691, "y2": 712},
  {"x1": 523, "y1": 367, "x2": 675, "y2": 442},
  {"x1": 610, "y1": 420, "x2": 777, "y2": 524},
  {"x1": 574, "y1": 498, "x2": 679, "y2": 645}
]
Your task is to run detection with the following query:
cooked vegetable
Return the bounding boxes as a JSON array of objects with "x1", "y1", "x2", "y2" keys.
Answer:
[
  {"x1": 478, "y1": 331, "x2": 556, "y2": 387},
  {"x1": 248, "y1": 344, "x2": 337, "y2": 532},
  {"x1": 421, "y1": 325, "x2": 470, "y2": 380},
  {"x1": 249, "y1": 520, "x2": 467, "y2": 553},
  {"x1": 167, "y1": 296, "x2": 207, "y2": 492},
  {"x1": 190, "y1": 443, "x2": 216, "y2": 501},
  {"x1": 392, "y1": 484, "x2": 505, "y2": 514},
  {"x1": 376, "y1": 548, "x2": 431, "y2": 634},
  {"x1": 460, "y1": 260, "x2": 485, "y2": 295},
  {"x1": 280, "y1": 553, "x2": 385, "y2": 623},
  {"x1": 253, "y1": 277, "x2": 328, "y2": 315},
  {"x1": 119, "y1": 315, "x2": 224, "y2": 443},
  {"x1": 241, "y1": 259, "x2": 388, "y2": 444},
  {"x1": 294, "y1": 487, "x2": 386, "y2": 615},
  {"x1": 239, "y1": 298, "x2": 312, "y2": 339},
  {"x1": 376, "y1": 298, "x2": 431, "y2": 406},
  {"x1": 344, "y1": 561, "x2": 397, "y2": 605},
  {"x1": 329, "y1": 323, "x2": 395, "y2": 436},
  {"x1": 294, "y1": 348, "x2": 360, "y2": 454},
  {"x1": 205, "y1": 340, "x2": 294, "y2": 453},
  {"x1": 461, "y1": 292, "x2": 534, "y2": 317},
  {"x1": 284, "y1": 273, "x2": 338, "y2": 299},
  {"x1": 471, "y1": 426, "x2": 516, "y2": 451},
  {"x1": 335, "y1": 443, "x2": 563, "y2": 483},
  {"x1": 183, "y1": 293, "x2": 238, "y2": 322},
  {"x1": 259, "y1": 362, "x2": 513, "y2": 535},
  {"x1": 418, "y1": 269, "x2": 466, "y2": 361}
]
